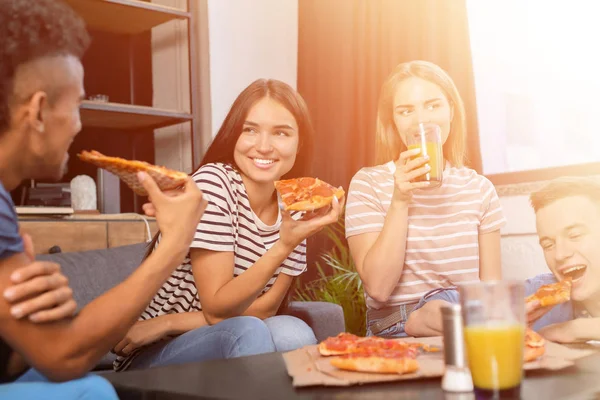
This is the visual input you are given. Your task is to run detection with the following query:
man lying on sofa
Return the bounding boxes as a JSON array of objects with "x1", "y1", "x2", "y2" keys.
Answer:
[
  {"x1": 405, "y1": 176, "x2": 600, "y2": 343},
  {"x1": 0, "y1": 0, "x2": 207, "y2": 398}
]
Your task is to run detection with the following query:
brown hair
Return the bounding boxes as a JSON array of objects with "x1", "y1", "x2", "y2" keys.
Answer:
[
  {"x1": 199, "y1": 78, "x2": 314, "y2": 178},
  {"x1": 530, "y1": 176, "x2": 600, "y2": 213},
  {"x1": 144, "y1": 79, "x2": 315, "y2": 259},
  {"x1": 375, "y1": 60, "x2": 467, "y2": 166}
]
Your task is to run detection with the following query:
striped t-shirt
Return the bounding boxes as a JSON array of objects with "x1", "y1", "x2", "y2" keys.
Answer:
[
  {"x1": 114, "y1": 163, "x2": 307, "y2": 371},
  {"x1": 345, "y1": 161, "x2": 506, "y2": 309}
]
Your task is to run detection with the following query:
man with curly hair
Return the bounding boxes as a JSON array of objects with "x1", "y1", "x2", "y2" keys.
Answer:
[{"x1": 0, "y1": 0, "x2": 219, "y2": 398}]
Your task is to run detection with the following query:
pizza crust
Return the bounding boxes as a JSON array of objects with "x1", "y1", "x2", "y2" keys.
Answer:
[
  {"x1": 329, "y1": 355, "x2": 419, "y2": 375},
  {"x1": 78, "y1": 150, "x2": 188, "y2": 196}
]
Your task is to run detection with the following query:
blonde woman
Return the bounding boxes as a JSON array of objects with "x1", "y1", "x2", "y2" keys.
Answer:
[{"x1": 346, "y1": 60, "x2": 505, "y2": 337}]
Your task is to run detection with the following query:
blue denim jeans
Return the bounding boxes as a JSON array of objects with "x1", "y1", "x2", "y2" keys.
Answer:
[
  {"x1": 129, "y1": 315, "x2": 316, "y2": 370},
  {"x1": 0, "y1": 368, "x2": 117, "y2": 399}
]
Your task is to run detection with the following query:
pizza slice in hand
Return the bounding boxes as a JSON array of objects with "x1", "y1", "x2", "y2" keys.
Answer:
[
  {"x1": 78, "y1": 150, "x2": 188, "y2": 196},
  {"x1": 274, "y1": 177, "x2": 345, "y2": 212},
  {"x1": 525, "y1": 278, "x2": 572, "y2": 308}
]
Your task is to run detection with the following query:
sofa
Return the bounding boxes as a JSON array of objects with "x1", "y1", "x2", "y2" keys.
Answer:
[{"x1": 37, "y1": 242, "x2": 345, "y2": 370}]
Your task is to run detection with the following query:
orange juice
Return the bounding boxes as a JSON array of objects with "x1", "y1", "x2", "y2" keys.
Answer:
[
  {"x1": 407, "y1": 142, "x2": 443, "y2": 185},
  {"x1": 464, "y1": 324, "x2": 525, "y2": 390}
]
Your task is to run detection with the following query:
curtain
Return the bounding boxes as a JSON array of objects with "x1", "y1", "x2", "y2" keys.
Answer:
[{"x1": 297, "y1": 0, "x2": 482, "y2": 275}]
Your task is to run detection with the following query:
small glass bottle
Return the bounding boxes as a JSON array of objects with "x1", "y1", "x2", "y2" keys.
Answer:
[{"x1": 441, "y1": 304, "x2": 473, "y2": 393}]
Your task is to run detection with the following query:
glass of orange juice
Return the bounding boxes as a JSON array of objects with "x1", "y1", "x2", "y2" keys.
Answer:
[
  {"x1": 405, "y1": 123, "x2": 443, "y2": 188},
  {"x1": 458, "y1": 281, "x2": 526, "y2": 399}
]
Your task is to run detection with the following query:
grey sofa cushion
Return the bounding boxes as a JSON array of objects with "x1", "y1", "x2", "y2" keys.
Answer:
[
  {"x1": 35, "y1": 243, "x2": 346, "y2": 369},
  {"x1": 285, "y1": 301, "x2": 345, "y2": 342},
  {"x1": 37, "y1": 243, "x2": 148, "y2": 309},
  {"x1": 37, "y1": 243, "x2": 149, "y2": 370}
]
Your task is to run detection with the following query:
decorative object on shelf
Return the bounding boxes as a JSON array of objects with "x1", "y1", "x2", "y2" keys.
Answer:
[
  {"x1": 70, "y1": 175, "x2": 97, "y2": 211},
  {"x1": 88, "y1": 94, "x2": 109, "y2": 102}
]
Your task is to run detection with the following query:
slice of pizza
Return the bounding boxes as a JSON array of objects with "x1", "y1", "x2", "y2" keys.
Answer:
[
  {"x1": 524, "y1": 327, "x2": 545, "y2": 362},
  {"x1": 274, "y1": 177, "x2": 345, "y2": 212},
  {"x1": 329, "y1": 350, "x2": 420, "y2": 375},
  {"x1": 525, "y1": 278, "x2": 572, "y2": 308},
  {"x1": 318, "y1": 332, "x2": 433, "y2": 357},
  {"x1": 318, "y1": 333, "x2": 363, "y2": 356},
  {"x1": 78, "y1": 150, "x2": 188, "y2": 197}
]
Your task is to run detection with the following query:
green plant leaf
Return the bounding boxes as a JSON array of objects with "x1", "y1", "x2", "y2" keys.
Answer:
[{"x1": 293, "y1": 215, "x2": 366, "y2": 336}]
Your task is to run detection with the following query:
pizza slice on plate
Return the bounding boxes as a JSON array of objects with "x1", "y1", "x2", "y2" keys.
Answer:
[
  {"x1": 274, "y1": 177, "x2": 345, "y2": 212},
  {"x1": 524, "y1": 327, "x2": 545, "y2": 362},
  {"x1": 78, "y1": 150, "x2": 188, "y2": 196},
  {"x1": 329, "y1": 349, "x2": 419, "y2": 375}
]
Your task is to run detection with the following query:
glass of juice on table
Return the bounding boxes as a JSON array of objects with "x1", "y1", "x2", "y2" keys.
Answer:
[
  {"x1": 406, "y1": 123, "x2": 443, "y2": 188},
  {"x1": 458, "y1": 281, "x2": 526, "y2": 399}
]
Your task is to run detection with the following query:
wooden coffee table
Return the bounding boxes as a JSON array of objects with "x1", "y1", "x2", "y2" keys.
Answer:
[{"x1": 105, "y1": 346, "x2": 600, "y2": 399}]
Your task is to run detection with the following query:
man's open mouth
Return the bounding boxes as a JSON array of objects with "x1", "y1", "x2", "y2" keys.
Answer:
[{"x1": 561, "y1": 265, "x2": 587, "y2": 281}]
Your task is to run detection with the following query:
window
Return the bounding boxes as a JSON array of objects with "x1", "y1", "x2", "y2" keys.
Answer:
[{"x1": 467, "y1": 0, "x2": 600, "y2": 175}]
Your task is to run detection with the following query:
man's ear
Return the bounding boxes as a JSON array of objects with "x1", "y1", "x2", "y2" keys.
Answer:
[{"x1": 25, "y1": 91, "x2": 48, "y2": 134}]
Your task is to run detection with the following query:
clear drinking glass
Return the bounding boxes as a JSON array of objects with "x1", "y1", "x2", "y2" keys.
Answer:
[
  {"x1": 405, "y1": 123, "x2": 444, "y2": 188},
  {"x1": 458, "y1": 281, "x2": 526, "y2": 399}
]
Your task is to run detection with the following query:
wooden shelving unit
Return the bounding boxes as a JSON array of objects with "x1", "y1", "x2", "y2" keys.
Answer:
[
  {"x1": 63, "y1": 0, "x2": 190, "y2": 35},
  {"x1": 66, "y1": 0, "x2": 200, "y2": 213},
  {"x1": 80, "y1": 101, "x2": 193, "y2": 130}
]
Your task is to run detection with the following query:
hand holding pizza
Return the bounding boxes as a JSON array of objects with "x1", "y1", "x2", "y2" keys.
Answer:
[
  {"x1": 392, "y1": 148, "x2": 432, "y2": 204},
  {"x1": 525, "y1": 299, "x2": 554, "y2": 325},
  {"x1": 525, "y1": 279, "x2": 572, "y2": 325},
  {"x1": 279, "y1": 194, "x2": 345, "y2": 251},
  {"x1": 138, "y1": 172, "x2": 207, "y2": 251}
]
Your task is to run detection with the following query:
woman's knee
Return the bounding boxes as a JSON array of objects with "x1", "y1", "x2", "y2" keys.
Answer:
[
  {"x1": 216, "y1": 316, "x2": 275, "y2": 357},
  {"x1": 264, "y1": 315, "x2": 317, "y2": 352}
]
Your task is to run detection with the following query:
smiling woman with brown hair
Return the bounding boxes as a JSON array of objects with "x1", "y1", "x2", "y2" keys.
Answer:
[{"x1": 113, "y1": 79, "x2": 345, "y2": 372}]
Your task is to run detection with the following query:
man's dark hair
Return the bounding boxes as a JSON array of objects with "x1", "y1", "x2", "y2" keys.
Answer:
[{"x1": 0, "y1": 0, "x2": 90, "y2": 134}]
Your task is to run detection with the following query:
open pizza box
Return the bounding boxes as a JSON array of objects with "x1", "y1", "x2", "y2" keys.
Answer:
[{"x1": 283, "y1": 336, "x2": 597, "y2": 387}]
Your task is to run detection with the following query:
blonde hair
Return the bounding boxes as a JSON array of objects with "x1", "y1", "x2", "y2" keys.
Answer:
[
  {"x1": 530, "y1": 176, "x2": 600, "y2": 213},
  {"x1": 375, "y1": 60, "x2": 467, "y2": 166}
]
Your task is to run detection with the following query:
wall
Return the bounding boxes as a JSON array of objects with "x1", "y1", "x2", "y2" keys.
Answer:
[
  {"x1": 207, "y1": 0, "x2": 298, "y2": 137},
  {"x1": 151, "y1": 0, "x2": 299, "y2": 172},
  {"x1": 498, "y1": 190, "x2": 547, "y2": 281},
  {"x1": 151, "y1": 0, "x2": 193, "y2": 173}
]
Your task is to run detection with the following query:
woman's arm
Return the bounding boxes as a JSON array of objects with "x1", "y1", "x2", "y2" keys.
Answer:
[
  {"x1": 242, "y1": 274, "x2": 294, "y2": 320},
  {"x1": 348, "y1": 202, "x2": 410, "y2": 303},
  {"x1": 478, "y1": 230, "x2": 502, "y2": 281},
  {"x1": 113, "y1": 312, "x2": 208, "y2": 356},
  {"x1": 194, "y1": 199, "x2": 342, "y2": 325},
  {"x1": 191, "y1": 243, "x2": 293, "y2": 325}
]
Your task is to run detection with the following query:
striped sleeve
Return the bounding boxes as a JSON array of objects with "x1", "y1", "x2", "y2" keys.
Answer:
[
  {"x1": 478, "y1": 177, "x2": 506, "y2": 234},
  {"x1": 345, "y1": 170, "x2": 386, "y2": 238},
  {"x1": 190, "y1": 166, "x2": 235, "y2": 251},
  {"x1": 279, "y1": 238, "x2": 307, "y2": 277}
]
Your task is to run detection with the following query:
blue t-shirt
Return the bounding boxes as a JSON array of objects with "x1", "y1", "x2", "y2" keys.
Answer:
[
  {"x1": 0, "y1": 182, "x2": 23, "y2": 260},
  {"x1": 415, "y1": 273, "x2": 573, "y2": 331},
  {"x1": 0, "y1": 181, "x2": 24, "y2": 382}
]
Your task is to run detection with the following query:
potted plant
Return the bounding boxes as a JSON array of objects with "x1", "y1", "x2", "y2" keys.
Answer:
[{"x1": 294, "y1": 218, "x2": 366, "y2": 335}]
